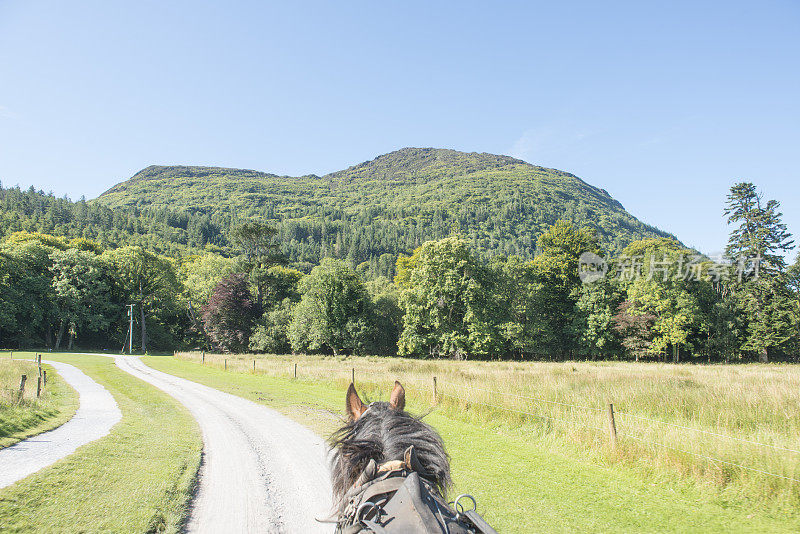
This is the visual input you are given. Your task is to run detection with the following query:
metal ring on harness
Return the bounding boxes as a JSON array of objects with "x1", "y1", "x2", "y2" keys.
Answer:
[
  {"x1": 356, "y1": 501, "x2": 381, "y2": 522},
  {"x1": 452, "y1": 493, "x2": 477, "y2": 520}
]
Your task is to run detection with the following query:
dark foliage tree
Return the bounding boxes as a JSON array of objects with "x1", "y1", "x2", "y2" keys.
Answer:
[
  {"x1": 202, "y1": 273, "x2": 256, "y2": 353},
  {"x1": 612, "y1": 300, "x2": 656, "y2": 360}
]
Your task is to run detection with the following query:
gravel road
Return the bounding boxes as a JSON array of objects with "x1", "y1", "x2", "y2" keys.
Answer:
[
  {"x1": 116, "y1": 356, "x2": 333, "y2": 534},
  {"x1": 0, "y1": 360, "x2": 122, "y2": 489}
]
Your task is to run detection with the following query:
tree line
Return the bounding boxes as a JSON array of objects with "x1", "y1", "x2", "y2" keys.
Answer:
[{"x1": 0, "y1": 182, "x2": 797, "y2": 362}]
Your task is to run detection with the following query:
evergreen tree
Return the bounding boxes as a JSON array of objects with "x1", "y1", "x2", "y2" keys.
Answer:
[
  {"x1": 230, "y1": 221, "x2": 285, "y2": 311},
  {"x1": 725, "y1": 183, "x2": 795, "y2": 361}
]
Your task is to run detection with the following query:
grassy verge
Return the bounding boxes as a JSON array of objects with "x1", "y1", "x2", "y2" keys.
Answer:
[
  {"x1": 0, "y1": 356, "x2": 79, "y2": 449},
  {"x1": 146, "y1": 355, "x2": 799, "y2": 533},
  {"x1": 0, "y1": 353, "x2": 202, "y2": 534}
]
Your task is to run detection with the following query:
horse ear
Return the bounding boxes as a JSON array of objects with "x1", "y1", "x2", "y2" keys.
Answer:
[
  {"x1": 389, "y1": 381, "x2": 405, "y2": 411},
  {"x1": 346, "y1": 383, "x2": 367, "y2": 421}
]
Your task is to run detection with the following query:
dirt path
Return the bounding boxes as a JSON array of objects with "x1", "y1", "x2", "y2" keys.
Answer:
[
  {"x1": 116, "y1": 356, "x2": 333, "y2": 534},
  {"x1": 0, "y1": 360, "x2": 122, "y2": 489}
]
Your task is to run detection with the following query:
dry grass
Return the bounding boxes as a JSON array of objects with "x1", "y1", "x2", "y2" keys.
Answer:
[{"x1": 177, "y1": 351, "x2": 800, "y2": 508}]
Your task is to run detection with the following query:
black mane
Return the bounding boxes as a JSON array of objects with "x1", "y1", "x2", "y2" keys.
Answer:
[{"x1": 329, "y1": 401, "x2": 451, "y2": 501}]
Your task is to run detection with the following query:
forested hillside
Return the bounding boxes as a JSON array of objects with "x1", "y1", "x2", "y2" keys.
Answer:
[
  {"x1": 96, "y1": 148, "x2": 674, "y2": 275},
  {"x1": 0, "y1": 183, "x2": 227, "y2": 256}
]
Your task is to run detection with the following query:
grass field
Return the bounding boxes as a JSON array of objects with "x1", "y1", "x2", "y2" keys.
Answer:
[
  {"x1": 149, "y1": 353, "x2": 800, "y2": 533},
  {"x1": 0, "y1": 356, "x2": 79, "y2": 449},
  {"x1": 0, "y1": 352, "x2": 202, "y2": 534}
]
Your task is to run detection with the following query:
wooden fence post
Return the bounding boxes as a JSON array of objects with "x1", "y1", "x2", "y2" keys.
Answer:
[
  {"x1": 202, "y1": 351, "x2": 205, "y2": 364},
  {"x1": 9, "y1": 351, "x2": 12, "y2": 360},
  {"x1": 253, "y1": 359, "x2": 256, "y2": 372},
  {"x1": 43, "y1": 370, "x2": 47, "y2": 387},
  {"x1": 294, "y1": 363, "x2": 297, "y2": 379},
  {"x1": 37, "y1": 375, "x2": 42, "y2": 397},
  {"x1": 18, "y1": 374, "x2": 27, "y2": 400},
  {"x1": 607, "y1": 403, "x2": 618, "y2": 447},
  {"x1": 352, "y1": 367, "x2": 355, "y2": 386},
  {"x1": 433, "y1": 376, "x2": 438, "y2": 404},
  {"x1": 224, "y1": 359, "x2": 227, "y2": 370}
]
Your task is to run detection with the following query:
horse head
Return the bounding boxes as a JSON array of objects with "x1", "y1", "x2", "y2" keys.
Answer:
[{"x1": 329, "y1": 381, "x2": 452, "y2": 502}]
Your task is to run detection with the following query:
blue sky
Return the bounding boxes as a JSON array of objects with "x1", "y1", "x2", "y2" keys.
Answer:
[{"x1": 1, "y1": 0, "x2": 798, "y2": 256}]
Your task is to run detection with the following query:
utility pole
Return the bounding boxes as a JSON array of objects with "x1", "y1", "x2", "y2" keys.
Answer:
[{"x1": 127, "y1": 304, "x2": 135, "y2": 354}]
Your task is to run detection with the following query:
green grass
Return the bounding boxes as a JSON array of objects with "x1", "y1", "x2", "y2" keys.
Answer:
[
  {"x1": 0, "y1": 352, "x2": 202, "y2": 534},
  {"x1": 177, "y1": 351, "x2": 800, "y2": 509},
  {"x1": 145, "y1": 354, "x2": 800, "y2": 533},
  {"x1": 0, "y1": 356, "x2": 79, "y2": 449}
]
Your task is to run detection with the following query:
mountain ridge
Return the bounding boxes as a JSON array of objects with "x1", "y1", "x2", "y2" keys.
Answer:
[
  {"x1": 100, "y1": 147, "x2": 625, "y2": 211},
  {"x1": 95, "y1": 147, "x2": 675, "y2": 274}
]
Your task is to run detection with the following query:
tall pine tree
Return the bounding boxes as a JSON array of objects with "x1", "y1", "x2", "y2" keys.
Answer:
[{"x1": 725, "y1": 182, "x2": 794, "y2": 362}]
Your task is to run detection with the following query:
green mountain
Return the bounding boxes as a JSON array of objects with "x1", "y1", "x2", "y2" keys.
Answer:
[{"x1": 95, "y1": 148, "x2": 673, "y2": 275}]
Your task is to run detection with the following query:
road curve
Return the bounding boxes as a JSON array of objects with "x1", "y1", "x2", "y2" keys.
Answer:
[
  {"x1": 0, "y1": 360, "x2": 122, "y2": 489},
  {"x1": 116, "y1": 356, "x2": 333, "y2": 534}
]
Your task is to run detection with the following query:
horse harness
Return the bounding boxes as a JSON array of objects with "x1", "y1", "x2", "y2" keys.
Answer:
[{"x1": 329, "y1": 446, "x2": 498, "y2": 534}]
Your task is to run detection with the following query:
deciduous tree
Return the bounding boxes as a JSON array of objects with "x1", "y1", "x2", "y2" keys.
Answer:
[
  {"x1": 396, "y1": 237, "x2": 497, "y2": 359},
  {"x1": 104, "y1": 246, "x2": 180, "y2": 353},
  {"x1": 288, "y1": 259, "x2": 373, "y2": 355},
  {"x1": 202, "y1": 273, "x2": 256, "y2": 353},
  {"x1": 50, "y1": 249, "x2": 112, "y2": 349}
]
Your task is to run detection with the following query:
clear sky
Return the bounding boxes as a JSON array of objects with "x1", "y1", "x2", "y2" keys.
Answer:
[{"x1": 1, "y1": 0, "x2": 798, "y2": 256}]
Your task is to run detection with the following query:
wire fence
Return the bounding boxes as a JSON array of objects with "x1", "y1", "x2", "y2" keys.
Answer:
[
  {"x1": 176, "y1": 351, "x2": 800, "y2": 487},
  {"x1": 613, "y1": 408, "x2": 800, "y2": 455},
  {"x1": 445, "y1": 380, "x2": 606, "y2": 412},
  {"x1": 624, "y1": 433, "x2": 800, "y2": 484},
  {"x1": 436, "y1": 380, "x2": 800, "y2": 485},
  {"x1": 437, "y1": 391, "x2": 609, "y2": 433}
]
